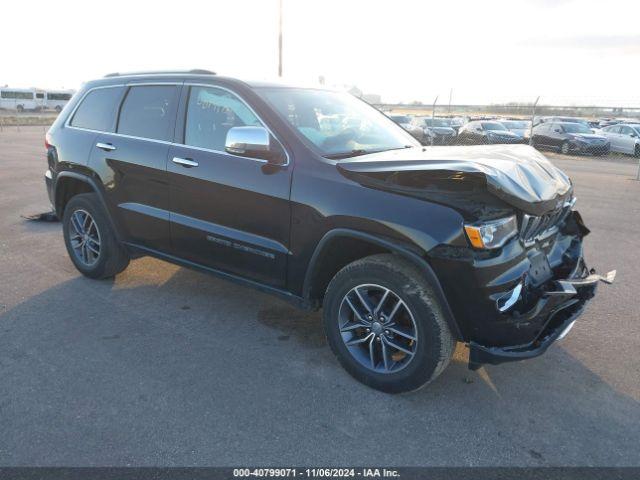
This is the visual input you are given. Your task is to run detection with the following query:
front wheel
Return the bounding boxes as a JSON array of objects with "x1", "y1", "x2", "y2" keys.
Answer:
[
  {"x1": 323, "y1": 254, "x2": 455, "y2": 393},
  {"x1": 560, "y1": 141, "x2": 570, "y2": 155},
  {"x1": 635, "y1": 145, "x2": 640, "y2": 158}
]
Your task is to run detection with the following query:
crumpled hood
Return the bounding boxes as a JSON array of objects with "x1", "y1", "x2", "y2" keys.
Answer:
[{"x1": 337, "y1": 144, "x2": 572, "y2": 216}]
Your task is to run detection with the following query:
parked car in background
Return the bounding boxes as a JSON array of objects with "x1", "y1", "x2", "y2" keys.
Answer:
[
  {"x1": 456, "y1": 121, "x2": 522, "y2": 145},
  {"x1": 433, "y1": 115, "x2": 467, "y2": 133},
  {"x1": 599, "y1": 124, "x2": 640, "y2": 157},
  {"x1": 499, "y1": 120, "x2": 531, "y2": 141},
  {"x1": 536, "y1": 116, "x2": 597, "y2": 133},
  {"x1": 387, "y1": 114, "x2": 425, "y2": 143},
  {"x1": 412, "y1": 117, "x2": 457, "y2": 145},
  {"x1": 531, "y1": 121, "x2": 610, "y2": 155}
]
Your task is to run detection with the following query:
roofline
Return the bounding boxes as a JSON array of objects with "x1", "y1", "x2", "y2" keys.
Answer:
[{"x1": 104, "y1": 69, "x2": 216, "y2": 78}]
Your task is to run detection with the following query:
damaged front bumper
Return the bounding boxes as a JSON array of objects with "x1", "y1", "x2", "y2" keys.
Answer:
[{"x1": 468, "y1": 263, "x2": 616, "y2": 370}]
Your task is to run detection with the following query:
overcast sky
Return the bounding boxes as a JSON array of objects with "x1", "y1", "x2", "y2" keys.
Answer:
[{"x1": 3, "y1": 0, "x2": 640, "y2": 106}]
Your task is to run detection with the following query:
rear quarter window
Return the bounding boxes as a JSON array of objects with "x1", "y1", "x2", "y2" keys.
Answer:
[
  {"x1": 70, "y1": 87, "x2": 123, "y2": 131},
  {"x1": 117, "y1": 85, "x2": 179, "y2": 141}
]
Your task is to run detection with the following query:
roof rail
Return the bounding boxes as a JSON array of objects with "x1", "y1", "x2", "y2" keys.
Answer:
[{"x1": 104, "y1": 69, "x2": 216, "y2": 78}]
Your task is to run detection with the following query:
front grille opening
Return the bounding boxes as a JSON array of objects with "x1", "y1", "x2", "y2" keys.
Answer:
[{"x1": 520, "y1": 199, "x2": 573, "y2": 246}]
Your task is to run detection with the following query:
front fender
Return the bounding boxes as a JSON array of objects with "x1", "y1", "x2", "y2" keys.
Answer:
[{"x1": 302, "y1": 228, "x2": 463, "y2": 341}]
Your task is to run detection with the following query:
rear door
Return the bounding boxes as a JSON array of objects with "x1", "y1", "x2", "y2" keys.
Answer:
[
  {"x1": 90, "y1": 83, "x2": 181, "y2": 252},
  {"x1": 167, "y1": 84, "x2": 292, "y2": 288}
]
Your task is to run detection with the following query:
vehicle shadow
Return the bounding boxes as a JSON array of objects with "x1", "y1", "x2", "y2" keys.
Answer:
[{"x1": 1, "y1": 259, "x2": 639, "y2": 466}]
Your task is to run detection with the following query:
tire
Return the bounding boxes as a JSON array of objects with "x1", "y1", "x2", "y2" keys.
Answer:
[
  {"x1": 62, "y1": 193, "x2": 130, "y2": 279},
  {"x1": 322, "y1": 254, "x2": 455, "y2": 393},
  {"x1": 560, "y1": 141, "x2": 570, "y2": 155},
  {"x1": 16, "y1": 105, "x2": 24, "y2": 113},
  {"x1": 55, "y1": 105, "x2": 62, "y2": 113},
  {"x1": 635, "y1": 145, "x2": 640, "y2": 158}
]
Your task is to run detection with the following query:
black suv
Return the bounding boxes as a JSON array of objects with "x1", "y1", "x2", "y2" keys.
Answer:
[{"x1": 44, "y1": 71, "x2": 614, "y2": 393}]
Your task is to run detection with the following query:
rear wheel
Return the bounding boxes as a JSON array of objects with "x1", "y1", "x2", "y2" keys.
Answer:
[
  {"x1": 62, "y1": 193, "x2": 130, "y2": 279},
  {"x1": 323, "y1": 254, "x2": 455, "y2": 393},
  {"x1": 635, "y1": 144, "x2": 640, "y2": 158},
  {"x1": 16, "y1": 105, "x2": 24, "y2": 113}
]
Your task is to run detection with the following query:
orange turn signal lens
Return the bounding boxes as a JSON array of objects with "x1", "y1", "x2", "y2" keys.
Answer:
[{"x1": 464, "y1": 226, "x2": 485, "y2": 249}]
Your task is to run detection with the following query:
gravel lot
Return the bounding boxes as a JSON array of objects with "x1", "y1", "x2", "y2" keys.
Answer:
[{"x1": 1, "y1": 127, "x2": 639, "y2": 466}]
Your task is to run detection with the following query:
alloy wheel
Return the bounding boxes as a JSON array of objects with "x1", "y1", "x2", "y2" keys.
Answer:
[
  {"x1": 68, "y1": 209, "x2": 101, "y2": 266},
  {"x1": 338, "y1": 284, "x2": 418, "y2": 374}
]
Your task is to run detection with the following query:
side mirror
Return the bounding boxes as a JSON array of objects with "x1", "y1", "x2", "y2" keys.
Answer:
[
  {"x1": 630, "y1": 133, "x2": 637, "y2": 138},
  {"x1": 225, "y1": 126, "x2": 286, "y2": 165},
  {"x1": 554, "y1": 128, "x2": 562, "y2": 133}
]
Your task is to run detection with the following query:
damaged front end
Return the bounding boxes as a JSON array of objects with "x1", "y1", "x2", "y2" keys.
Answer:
[
  {"x1": 468, "y1": 254, "x2": 616, "y2": 370},
  {"x1": 337, "y1": 145, "x2": 616, "y2": 369}
]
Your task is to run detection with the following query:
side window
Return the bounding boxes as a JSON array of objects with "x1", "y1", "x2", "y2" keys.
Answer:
[
  {"x1": 621, "y1": 126, "x2": 633, "y2": 136},
  {"x1": 610, "y1": 126, "x2": 621, "y2": 134},
  {"x1": 70, "y1": 87, "x2": 123, "y2": 131},
  {"x1": 117, "y1": 85, "x2": 179, "y2": 141},
  {"x1": 184, "y1": 86, "x2": 263, "y2": 152}
]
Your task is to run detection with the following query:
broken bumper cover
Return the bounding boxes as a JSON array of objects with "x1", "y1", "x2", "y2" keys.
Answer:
[{"x1": 468, "y1": 267, "x2": 615, "y2": 369}]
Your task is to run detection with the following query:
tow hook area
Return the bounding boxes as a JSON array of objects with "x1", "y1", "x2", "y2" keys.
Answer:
[
  {"x1": 496, "y1": 269, "x2": 616, "y2": 313},
  {"x1": 470, "y1": 268, "x2": 616, "y2": 370}
]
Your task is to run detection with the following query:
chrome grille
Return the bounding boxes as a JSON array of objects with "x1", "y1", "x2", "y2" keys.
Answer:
[{"x1": 520, "y1": 198, "x2": 574, "y2": 246}]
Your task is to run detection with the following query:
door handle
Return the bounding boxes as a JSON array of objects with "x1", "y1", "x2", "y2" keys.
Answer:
[
  {"x1": 172, "y1": 157, "x2": 199, "y2": 168},
  {"x1": 96, "y1": 142, "x2": 116, "y2": 151}
]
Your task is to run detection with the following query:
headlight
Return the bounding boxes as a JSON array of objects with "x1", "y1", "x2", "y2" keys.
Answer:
[{"x1": 464, "y1": 215, "x2": 518, "y2": 249}]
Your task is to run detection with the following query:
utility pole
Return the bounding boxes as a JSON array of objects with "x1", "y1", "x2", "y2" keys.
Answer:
[
  {"x1": 530, "y1": 96, "x2": 540, "y2": 145},
  {"x1": 448, "y1": 88, "x2": 452, "y2": 113},
  {"x1": 278, "y1": 0, "x2": 283, "y2": 77},
  {"x1": 432, "y1": 95, "x2": 439, "y2": 119}
]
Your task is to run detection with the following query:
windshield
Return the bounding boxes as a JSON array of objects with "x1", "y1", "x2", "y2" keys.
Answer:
[
  {"x1": 482, "y1": 122, "x2": 507, "y2": 131},
  {"x1": 501, "y1": 121, "x2": 528, "y2": 129},
  {"x1": 257, "y1": 88, "x2": 418, "y2": 157},
  {"x1": 562, "y1": 123, "x2": 591, "y2": 134},
  {"x1": 424, "y1": 118, "x2": 449, "y2": 127}
]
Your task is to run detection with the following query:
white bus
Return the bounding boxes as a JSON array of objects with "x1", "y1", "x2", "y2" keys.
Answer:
[
  {"x1": 44, "y1": 90, "x2": 74, "y2": 112},
  {"x1": 0, "y1": 87, "x2": 43, "y2": 112}
]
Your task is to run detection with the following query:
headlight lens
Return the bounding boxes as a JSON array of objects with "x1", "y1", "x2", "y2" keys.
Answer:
[{"x1": 464, "y1": 215, "x2": 518, "y2": 249}]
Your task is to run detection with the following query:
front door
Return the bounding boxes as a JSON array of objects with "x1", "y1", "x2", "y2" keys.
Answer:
[{"x1": 167, "y1": 85, "x2": 292, "y2": 288}]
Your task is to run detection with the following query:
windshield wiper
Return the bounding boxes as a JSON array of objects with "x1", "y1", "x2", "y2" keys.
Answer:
[
  {"x1": 325, "y1": 145, "x2": 414, "y2": 160},
  {"x1": 324, "y1": 149, "x2": 370, "y2": 160}
]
